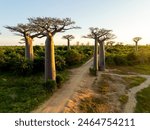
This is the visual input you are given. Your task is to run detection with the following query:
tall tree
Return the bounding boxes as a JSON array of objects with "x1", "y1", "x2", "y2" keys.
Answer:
[
  {"x1": 83, "y1": 28, "x2": 112, "y2": 73},
  {"x1": 28, "y1": 17, "x2": 80, "y2": 81},
  {"x1": 5, "y1": 24, "x2": 41, "y2": 61},
  {"x1": 83, "y1": 28, "x2": 100, "y2": 75},
  {"x1": 97, "y1": 29, "x2": 116, "y2": 71},
  {"x1": 133, "y1": 37, "x2": 142, "y2": 52},
  {"x1": 62, "y1": 35, "x2": 74, "y2": 50}
]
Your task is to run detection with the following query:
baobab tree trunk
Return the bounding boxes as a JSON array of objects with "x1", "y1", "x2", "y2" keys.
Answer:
[
  {"x1": 67, "y1": 39, "x2": 71, "y2": 50},
  {"x1": 135, "y1": 42, "x2": 138, "y2": 52},
  {"x1": 93, "y1": 38, "x2": 98, "y2": 75},
  {"x1": 99, "y1": 42, "x2": 105, "y2": 71},
  {"x1": 25, "y1": 36, "x2": 34, "y2": 61},
  {"x1": 45, "y1": 33, "x2": 56, "y2": 81}
]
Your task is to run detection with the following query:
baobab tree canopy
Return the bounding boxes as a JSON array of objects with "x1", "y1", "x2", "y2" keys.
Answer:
[
  {"x1": 28, "y1": 17, "x2": 80, "y2": 36},
  {"x1": 5, "y1": 24, "x2": 42, "y2": 60},
  {"x1": 83, "y1": 27, "x2": 115, "y2": 40},
  {"x1": 62, "y1": 35, "x2": 75, "y2": 40},
  {"x1": 133, "y1": 37, "x2": 142, "y2": 43},
  {"x1": 28, "y1": 17, "x2": 80, "y2": 81}
]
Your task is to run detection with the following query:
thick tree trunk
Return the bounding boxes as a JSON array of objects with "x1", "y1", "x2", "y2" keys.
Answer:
[
  {"x1": 45, "y1": 34, "x2": 56, "y2": 81},
  {"x1": 25, "y1": 36, "x2": 34, "y2": 61},
  {"x1": 135, "y1": 42, "x2": 138, "y2": 52},
  {"x1": 67, "y1": 39, "x2": 71, "y2": 50},
  {"x1": 99, "y1": 42, "x2": 105, "y2": 71},
  {"x1": 93, "y1": 38, "x2": 98, "y2": 75}
]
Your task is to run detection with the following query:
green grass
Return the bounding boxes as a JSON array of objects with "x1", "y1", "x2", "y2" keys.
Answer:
[
  {"x1": 119, "y1": 95, "x2": 128, "y2": 104},
  {"x1": 0, "y1": 71, "x2": 69, "y2": 113},
  {"x1": 109, "y1": 64, "x2": 150, "y2": 75},
  {"x1": 135, "y1": 86, "x2": 150, "y2": 113},
  {"x1": 122, "y1": 76, "x2": 146, "y2": 89}
]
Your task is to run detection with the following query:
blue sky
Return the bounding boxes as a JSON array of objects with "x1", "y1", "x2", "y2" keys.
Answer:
[{"x1": 0, "y1": 0, "x2": 150, "y2": 45}]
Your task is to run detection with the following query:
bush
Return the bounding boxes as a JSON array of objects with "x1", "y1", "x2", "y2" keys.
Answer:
[
  {"x1": 55, "y1": 55, "x2": 66, "y2": 71},
  {"x1": 33, "y1": 57, "x2": 44, "y2": 73},
  {"x1": 13, "y1": 58, "x2": 33, "y2": 76},
  {"x1": 89, "y1": 67, "x2": 97, "y2": 76},
  {"x1": 44, "y1": 79, "x2": 57, "y2": 92},
  {"x1": 56, "y1": 74, "x2": 64, "y2": 88},
  {"x1": 65, "y1": 49, "x2": 83, "y2": 66}
]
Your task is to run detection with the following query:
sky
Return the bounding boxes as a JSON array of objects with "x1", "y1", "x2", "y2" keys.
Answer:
[{"x1": 0, "y1": 0, "x2": 150, "y2": 46}]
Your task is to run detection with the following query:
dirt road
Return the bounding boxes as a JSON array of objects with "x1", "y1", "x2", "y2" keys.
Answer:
[
  {"x1": 124, "y1": 75, "x2": 150, "y2": 112},
  {"x1": 33, "y1": 58, "x2": 95, "y2": 113}
]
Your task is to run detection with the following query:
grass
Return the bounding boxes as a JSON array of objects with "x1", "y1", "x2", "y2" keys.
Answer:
[
  {"x1": 0, "y1": 71, "x2": 69, "y2": 113},
  {"x1": 119, "y1": 95, "x2": 128, "y2": 104},
  {"x1": 135, "y1": 86, "x2": 150, "y2": 113},
  {"x1": 122, "y1": 76, "x2": 146, "y2": 89},
  {"x1": 78, "y1": 96, "x2": 110, "y2": 113},
  {"x1": 109, "y1": 64, "x2": 150, "y2": 75}
]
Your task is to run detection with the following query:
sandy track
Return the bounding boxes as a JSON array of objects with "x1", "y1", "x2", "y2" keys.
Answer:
[
  {"x1": 124, "y1": 75, "x2": 150, "y2": 112},
  {"x1": 33, "y1": 58, "x2": 94, "y2": 113}
]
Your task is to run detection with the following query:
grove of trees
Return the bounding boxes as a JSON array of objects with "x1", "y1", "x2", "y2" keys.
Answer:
[{"x1": 5, "y1": 17, "x2": 80, "y2": 82}]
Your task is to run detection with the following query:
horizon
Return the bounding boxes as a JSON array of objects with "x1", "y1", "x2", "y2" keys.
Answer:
[{"x1": 0, "y1": 0, "x2": 150, "y2": 46}]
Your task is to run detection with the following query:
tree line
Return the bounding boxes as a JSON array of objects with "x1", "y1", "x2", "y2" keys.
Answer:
[{"x1": 2, "y1": 17, "x2": 142, "y2": 82}]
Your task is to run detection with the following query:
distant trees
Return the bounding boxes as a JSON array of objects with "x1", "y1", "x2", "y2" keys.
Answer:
[
  {"x1": 133, "y1": 37, "x2": 142, "y2": 52},
  {"x1": 84, "y1": 27, "x2": 115, "y2": 73},
  {"x1": 62, "y1": 35, "x2": 75, "y2": 50},
  {"x1": 5, "y1": 24, "x2": 41, "y2": 61},
  {"x1": 106, "y1": 41, "x2": 115, "y2": 47},
  {"x1": 28, "y1": 17, "x2": 79, "y2": 81}
]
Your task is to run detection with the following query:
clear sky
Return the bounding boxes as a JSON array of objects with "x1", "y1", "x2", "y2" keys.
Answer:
[{"x1": 0, "y1": 0, "x2": 150, "y2": 46}]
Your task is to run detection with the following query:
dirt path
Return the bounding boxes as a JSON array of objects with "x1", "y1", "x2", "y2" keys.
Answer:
[
  {"x1": 33, "y1": 58, "x2": 95, "y2": 113},
  {"x1": 102, "y1": 72, "x2": 150, "y2": 112},
  {"x1": 124, "y1": 75, "x2": 150, "y2": 112}
]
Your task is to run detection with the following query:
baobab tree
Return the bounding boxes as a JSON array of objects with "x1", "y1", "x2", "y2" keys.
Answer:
[
  {"x1": 133, "y1": 37, "x2": 142, "y2": 52},
  {"x1": 97, "y1": 29, "x2": 116, "y2": 71},
  {"x1": 5, "y1": 24, "x2": 41, "y2": 61},
  {"x1": 83, "y1": 28, "x2": 100, "y2": 75},
  {"x1": 83, "y1": 27, "x2": 115, "y2": 73},
  {"x1": 62, "y1": 35, "x2": 74, "y2": 50},
  {"x1": 106, "y1": 41, "x2": 115, "y2": 47},
  {"x1": 28, "y1": 17, "x2": 80, "y2": 81}
]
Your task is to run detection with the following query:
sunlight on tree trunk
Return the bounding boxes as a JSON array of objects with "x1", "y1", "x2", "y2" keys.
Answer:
[
  {"x1": 93, "y1": 38, "x2": 98, "y2": 74},
  {"x1": 45, "y1": 33, "x2": 56, "y2": 81},
  {"x1": 135, "y1": 42, "x2": 138, "y2": 52},
  {"x1": 67, "y1": 39, "x2": 70, "y2": 50},
  {"x1": 99, "y1": 42, "x2": 105, "y2": 71},
  {"x1": 25, "y1": 36, "x2": 34, "y2": 61}
]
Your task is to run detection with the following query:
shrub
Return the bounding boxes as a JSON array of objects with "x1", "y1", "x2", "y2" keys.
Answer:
[
  {"x1": 13, "y1": 58, "x2": 33, "y2": 76},
  {"x1": 44, "y1": 79, "x2": 57, "y2": 92},
  {"x1": 65, "y1": 49, "x2": 83, "y2": 66},
  {"x1": 89, "y1": 67, "x2": 97, "y2": 76},
  {"x1": 56, "y1": 74, "x2": 64, "y2": 88},
  {"x1": 33, "y1": 57, "x2": 44, "y2": 73},
  {"x1": 55, "y1": 55, "x2": 66, "y2": 71}
]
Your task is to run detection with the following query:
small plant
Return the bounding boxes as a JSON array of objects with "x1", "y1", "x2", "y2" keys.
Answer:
[
  {"x1": 89, "y1": 67, "x2": 97, "y2": 76},
  {"x1": 119, "y1": 95, "x2": 128, "y2": 104},
  {"x1": 44, "y1": 79, "x2": 57, "y2": 92},
  {"x1": 56, "y1": 74, "x2": 64, "y2": 88}
]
